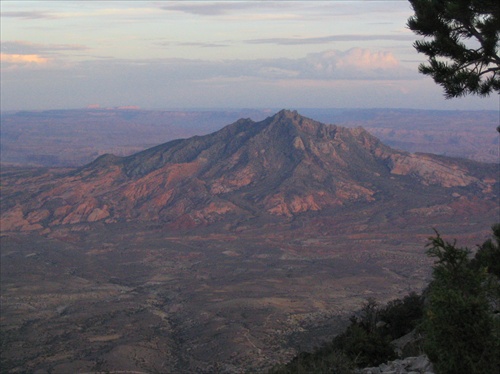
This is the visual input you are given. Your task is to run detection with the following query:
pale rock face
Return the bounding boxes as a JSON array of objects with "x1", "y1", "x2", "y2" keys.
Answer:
[
  {"x1": 87, "y1": 207, "x2": 110, "y2": 222},
  {"x1": 388, "y1": 153, "x2": 477, "y2": 187},
  {"x1": 357, "y1": 355, "x2": 434, "y2": 374},
  {"x1": 0, "y1": 205, "x2": 42, "y2": 231},
  {"x1": 293, "y1": 136, "x2": 306, "y2": 151},
  {"x1": 267, "y1": 193, "x2": 323, "y2": 217}
]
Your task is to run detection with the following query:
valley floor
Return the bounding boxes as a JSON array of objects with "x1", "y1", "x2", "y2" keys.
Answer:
[{"x1": 1, "y1": 207, "x2": 496, "y2": 373}]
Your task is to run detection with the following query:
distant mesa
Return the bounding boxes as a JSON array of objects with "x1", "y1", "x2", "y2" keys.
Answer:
[
  {"x1": 0, "y1": 110, "x2": 497, "y2": 232},
  {"x1": 85, "y1": 104, "x2": 141, "y2": 110},
  {"x1": 116, "y1": 105, "x2": 141, "y2": 110}
]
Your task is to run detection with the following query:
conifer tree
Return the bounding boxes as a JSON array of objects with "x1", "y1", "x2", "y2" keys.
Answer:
[{"x1": 407, "y1": 0, "x2": 500, "y2": 98}]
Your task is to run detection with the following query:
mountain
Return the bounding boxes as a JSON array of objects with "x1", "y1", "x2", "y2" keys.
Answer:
[
  {"x1": 1, "y1": 110, "x2": 498, "y2": 373},
  {"x1": 2, "y1": 108, "x2": 498, "y2": 168},
  {"x1": 1, "y1": 110, "x2": 497, "y2": 232}
]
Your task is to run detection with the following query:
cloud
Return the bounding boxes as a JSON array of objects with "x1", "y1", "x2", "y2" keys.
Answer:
[
  {"x1": 171, "y1": 42, "x2": 230, "y2": 48},
  {"x1": 74, "y1": 48, "x2": 415, "y2": 82},
  {"x1": 204, "y1": 48, "x2": 404, "y2": 80},
  {"x1": 160, "y1": 1, "x2": 301, "y2": 21},
  {"x1": 245, "y1": 34, "x2": 415, "y2": 45},
  {"x1": 162, "y1": 2, "x2": 280, "y2": 16},
  {"x1": 1, "y1": 6, "x2": 161, "y2": 21},
  {"x1": 0, "y1": 48, "x2": 421, "y2": 110},
  {"x1": 159, "y1": 1, "x2": 409, "y2": 21},
  {"x1": 208, "y1": 48, "x2": 413, "y2": 81},
  {"x1": 1, "y1": 41, "x2": 88, "y2": 56},
  {"x1": 1, "y1": 11, "x2": 57, "y2": 19},
  {"x1": 307, "y1": 49, "x2": 400, "y2": 75},
  {"x1": 0, "y1": 41, "x2": 88, "y2": 70},
  {"x1": 0, "y1": 54, "x2": 48, "y2": 64},
  {"x1": 0, "y1": 44, "x2": 415, "y2": 81}
]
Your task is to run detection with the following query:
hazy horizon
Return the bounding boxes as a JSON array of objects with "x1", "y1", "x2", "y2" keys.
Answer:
[{"x1": 2, "y1": 106, "x2": 499, "y2": 114}]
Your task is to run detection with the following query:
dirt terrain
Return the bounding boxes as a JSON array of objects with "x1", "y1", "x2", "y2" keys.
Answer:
[{"x1": 2, "y1": 212, "x2": 496, "y2": 373}]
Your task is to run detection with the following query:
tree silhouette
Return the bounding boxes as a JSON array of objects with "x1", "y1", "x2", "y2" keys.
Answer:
[{"x1": 407, "y1": 0, "x2": 500, "y2": 98}]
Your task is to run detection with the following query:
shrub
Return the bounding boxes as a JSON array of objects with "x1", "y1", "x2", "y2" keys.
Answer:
[
  {"x1": 422, "y1": 229, "x2": 500, "y2": 374},
  {"x1": 378, "y1": 292, "x2": 424, "y2": 339}
]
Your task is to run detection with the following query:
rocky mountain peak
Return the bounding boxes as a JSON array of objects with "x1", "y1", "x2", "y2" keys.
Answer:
[
  {"x1": 0, "y1": 110, "x2": 497, "y2": 232},
  {"x1": 267, "y1": 109, "x2": 329, "y2": 136},
  {"x1": 273, "y1": 108, "x2": 297, "y2": 118}
]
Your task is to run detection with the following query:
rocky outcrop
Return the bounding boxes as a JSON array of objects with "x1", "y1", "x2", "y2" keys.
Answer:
[
  {"x1": 388, "y1": 153, "x2": 478, "y2": 187},
  {"x1": 358, "y1": 355, "x2": 434, "y2": 374}
]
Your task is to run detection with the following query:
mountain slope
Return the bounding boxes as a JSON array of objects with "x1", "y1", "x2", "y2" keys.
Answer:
[{"x1": 1, "y1": 110, "x2": 497, "y2": 232}]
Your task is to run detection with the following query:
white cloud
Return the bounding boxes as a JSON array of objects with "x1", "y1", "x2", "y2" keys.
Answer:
[
  {"x1": 306, "y1": 48, "x2": 400, "y2": 77},
  {"x1": 299, "y1": 49, "x2": 418, "y2": 80},
  {"x1": 0, "y1": 53, "x2": 49, "y2": 65},
  {"x1": 0, "y1": 41, "x2": 89, "y2": 71},
  {"x1": 0, "y1": 53, "x2": 50, "y2": 73}
]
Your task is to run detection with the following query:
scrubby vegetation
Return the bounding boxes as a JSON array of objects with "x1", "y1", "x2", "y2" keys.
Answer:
[
  {"x1": 270, "y1": 224, "x2": 500, "y2": 374},
  {"x1": 269, "y1": 293, "x2": 424, "y2": 373}
]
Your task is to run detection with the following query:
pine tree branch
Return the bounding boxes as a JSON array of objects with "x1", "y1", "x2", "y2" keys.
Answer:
[
  {"x1": 477, "y1": 67, "x2": 499, "y2": 77},
  {"x1": 460, "y1": 57, "x2": 500, "y2": 71}
]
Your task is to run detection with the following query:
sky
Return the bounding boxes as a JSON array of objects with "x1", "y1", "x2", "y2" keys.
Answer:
[{"x1": 1, "y1": 0, "x2": 499, "y2": 111}]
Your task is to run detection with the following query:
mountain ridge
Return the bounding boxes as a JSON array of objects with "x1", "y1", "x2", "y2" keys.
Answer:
[{"x1": 0, "y1": 110, "x2": 497, "y2": 232}]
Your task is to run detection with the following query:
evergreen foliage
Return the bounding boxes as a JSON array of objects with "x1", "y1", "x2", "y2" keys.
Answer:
[
  {"x1": 471, "y1": 223, "x2": 500, "y2": 277},
  {"x1": 378, "y1": 292, "x2": 425, "y2": 339},
  {"x1": 333, "y1": 299, "x2": 396, "y2": 368},
  {"x1": 407, "y1": 0, "x2": 500, "y2": 98},
  {"x1": 422, "y1": 228, "x2": 500, "y2": 374}
]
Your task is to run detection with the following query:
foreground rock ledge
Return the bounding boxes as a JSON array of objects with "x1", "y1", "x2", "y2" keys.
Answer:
[{"x1": 357, "y1": 355, "x2": 434, "y2": 374}]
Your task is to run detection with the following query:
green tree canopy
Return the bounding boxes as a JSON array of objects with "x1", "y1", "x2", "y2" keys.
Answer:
[{"x1": 407, "y1": 0, "x2": 500, "y2": 98}]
